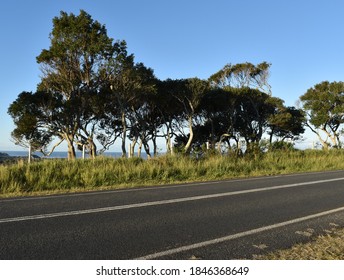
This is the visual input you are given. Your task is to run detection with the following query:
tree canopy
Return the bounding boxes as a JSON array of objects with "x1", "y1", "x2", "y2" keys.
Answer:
[
  {"x1": 300, "y1": 81, "x2": 344, "y2": 149},
  {"x1": 8, "y1": 10, "x2": 318, "y2": 161},
  {"x1": 35, "y1": 10, "x2": 119, "y2": 159}
]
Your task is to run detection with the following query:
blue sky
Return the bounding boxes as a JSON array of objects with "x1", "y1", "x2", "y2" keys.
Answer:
[{"x1": 1, "y1": 0, "x2": 344, "y2": 151}]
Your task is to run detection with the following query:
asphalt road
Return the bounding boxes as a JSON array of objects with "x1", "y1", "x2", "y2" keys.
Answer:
[{"x1": 1, "y1": 170, "x2": 344, "y2": 259}]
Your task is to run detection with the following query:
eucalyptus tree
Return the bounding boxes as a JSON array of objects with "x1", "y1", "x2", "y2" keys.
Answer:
[
  {"x1": 229, "y1": 88, "x2": 279, "y2": 152},
  {"x1": 8, "y1": 91, "x2": 53, "y2": 162},
  {"x1": 96, "y1": 87, "x2": 123, "y2": 154},
  {"x1": 200, "y1": 87, "x2": 238, "y2": 151},
  {"x1": 144, "y1": 90, "x2": 167, "y2": 156},
  {"x1": 300, "y1": 81, "x2": 344, "y2": 149},
  {"x1": 128, "y1": 102, "x2": 154, "y2": 159},
  {"x1": 156, "y1": 79, "x2": 185, "y2": 154},
  {"x1": 209, "y1": 62, "x2": 272, "y2": 95},
  {"x1": 128, "y1": 87, "x2": 165, "y2": 158},
  {"x1": 36, "y1": 10, "x2": 116, "y2": 159},
  {"x1": 75, "y1": 89, "x2": 103, "y2": 158},
  {"x1": 171, "y1": 78, "x2": 210, "y2": 154},
  {"x1": 268, "y1": 106, "x2": 305, "y2": 144},
  {"x1": 128, "y1": 64, "x2": 157, "y2": 158},
  {"x1": 208, "y1": 62, "x2": 277, "y2": 152},
  {"x1": 107, "y1": 46, "x2": 156, "y2": 157}
]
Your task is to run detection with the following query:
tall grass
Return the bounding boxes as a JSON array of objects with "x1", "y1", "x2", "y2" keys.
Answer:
[{"x1": 1, "y1": 149, "x2": 344, "y2": 197}]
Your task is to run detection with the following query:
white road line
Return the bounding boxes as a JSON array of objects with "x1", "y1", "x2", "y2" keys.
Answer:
[
  {"x1": 136, "y1": 206, "x2": 344, "y2": 260},
  {"x1": 1, "y1": 177, "x2": 344, "y2": 224}
]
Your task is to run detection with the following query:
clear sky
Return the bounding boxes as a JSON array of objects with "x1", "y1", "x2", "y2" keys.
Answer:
[{"x1": 1, "y1": 0, "x2": 344, "y2": 151}]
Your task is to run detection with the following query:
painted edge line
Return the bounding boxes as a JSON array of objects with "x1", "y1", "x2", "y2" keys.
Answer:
[
  {"x1": 1, "y1": 177, "x2": 344, "y2": 224},
  {"x1": 135, "y1": 206, "x2": 344, "y2": 260}
]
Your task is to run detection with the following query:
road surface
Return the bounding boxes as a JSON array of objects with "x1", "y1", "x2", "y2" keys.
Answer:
[{"x1": 1, "y1": 170, "x2": 344, "y2": 259}]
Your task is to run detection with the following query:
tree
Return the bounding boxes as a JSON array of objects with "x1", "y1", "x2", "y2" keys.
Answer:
[
  {"x1": 300, "y1": 81, "x2": 344, "y2": 149},
  {"x1": 208, "y1": 62, "x2": 276, "y2": 153},
  {"x1": 268, "y1": 106, "x2": 305, "y2": 144},
  {"x1": 200, "y1": 87, "x2": 240, "y2": 152},
  {"x1": 172, "y1": 78, "x2": 210, "y2": 154},
  {"x1": 233, "y1": 88, "x2": 277, "y2": 151},
  {"x1": 156, "y1": 79, "x2": 185, "y2": 154},
  {"x1": 8, "y1": 91, "x2": 53, "y2": 163},
  {"x1": 36, "y1": 10, "x2": 115, "y2": 159},
  {"x1": 106, "y1": 47, "x2": 156, "y2": 158},
  {"x1": 209, "y1": 62, "x2": 272, "y2": 94},
  {"x1": 75, "y1": 89, "x2": 103, "y2": 159}
]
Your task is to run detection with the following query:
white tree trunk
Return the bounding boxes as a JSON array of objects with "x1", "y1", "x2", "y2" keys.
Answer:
[
  {"x1": 28, "y1": 143, "x2": 32, "y2": 164},
  {"x1": 184, "y1": 115, "x2": 194, "y2": 154}
]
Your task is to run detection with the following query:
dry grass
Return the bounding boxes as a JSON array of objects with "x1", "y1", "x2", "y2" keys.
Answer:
[
  {"x1": 254, "y1": 227, "x2": 344, "y2": 260},
  {"x1": 1, "y1": 150, "x2": 344, "y2": 259},
  {"x1": 1, "y1": 149, "x2": 344, "y2": 197}
]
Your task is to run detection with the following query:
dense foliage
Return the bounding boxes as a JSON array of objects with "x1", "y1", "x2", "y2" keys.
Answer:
[
  {"x1": 10, "y1": 10, "x2": 344, "y2": 160},
  {"x1": 300, "y1": 81, "x2": 344, "y2": 149}
]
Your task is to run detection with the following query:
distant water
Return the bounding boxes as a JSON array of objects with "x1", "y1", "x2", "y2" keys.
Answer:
[{"x1": 1, "y1": 151, "x2": 147, "y2": 159}]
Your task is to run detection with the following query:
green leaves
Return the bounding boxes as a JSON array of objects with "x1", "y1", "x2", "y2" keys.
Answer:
[
  {"x1": 209, "y1": 62, "x2": 272, "y2": 94},
  {"x1": 300, "y1": 81, "x2": 344, "y2": 127},
  {"x1": 8, "y1": 91, "x2": 52, "y2": 151},
  {"x1": 268, "y1": 106, "x2": 305, "y2": 141},
  {"x1": 300, "y1": 81, "x2": 344, "y2": 148},
  {"x1": 8, "y1": 10, "x2": 311, "y2": 158},
  {"x1": 37, "y1": 9, "x2": 115, "y2": 98}
]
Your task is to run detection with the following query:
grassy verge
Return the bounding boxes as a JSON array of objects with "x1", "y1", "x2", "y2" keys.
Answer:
[
  {"x1": 1, "y1": 149, "x2": 344, "y2": 259},
  {"x1": 1, "y1": 149, "x2": 344, "y2": 197},
  {"x1": 254, "y1": 227, "x2": 344, "y2": 260}
]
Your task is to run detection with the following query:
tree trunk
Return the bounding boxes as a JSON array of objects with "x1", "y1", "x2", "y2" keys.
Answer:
[
  {"x1": 269, "y1": 127, "x2": 274, "y2": 144},
  {"x1": 306, "y1": 123, "x2": 330, "y2": 150},
  {"x1": 28, "y1": 142, "x2": 32, "y2": 164},
  {"x1": 82, "y1": 144, "x2": 85, "y2": 159},
  {"x1": 184, "y1": 115, "x2": 194, "y2": 154},
  {"x1": 166, "y1": 124, "x2": 172, "y2": 154},
  {"x1": 143, "y1": 140, "x2": 152, "y2": 159},
  {"x1": 325, "y1": 128, "x2": 340, "y2": 148},
  {"x1": 336, "y1": 134, "x2": 341, "y2": 148},
  {"x1": 89, "y1": 139, "x2": 97, "y2": 159},
  {"x1": 138, "y1": 139, "x2": 143, "y2": 158},
  {"x1": 152, "y1": 135, "x2": 158, "y2": 157},
  {"x1": 67, "y1": 143, "x2": 76, "y2": 160},
  {"x1": 210, "y1": 118, "x2": 216, "y2": 150},
  {"x1": 130, "y1": 138, "x2": 137, "y2": 158},
  {"x1": 121, "y1": 111, "x2": 127, "y2": 158},
  {"x1": 66, "y1": 134, "x2": 76, "y2": 160}
]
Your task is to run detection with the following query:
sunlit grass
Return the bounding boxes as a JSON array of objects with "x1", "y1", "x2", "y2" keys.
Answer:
[
  {"x1": 2, "y1": 149, "x2": 344, "y2": 259},
  {"x1": 1, "y1": 149, "x2": 344, "y2": 197},
  {"x1": 254, "y1": 227, "x2": 344, "y2": 260}
]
